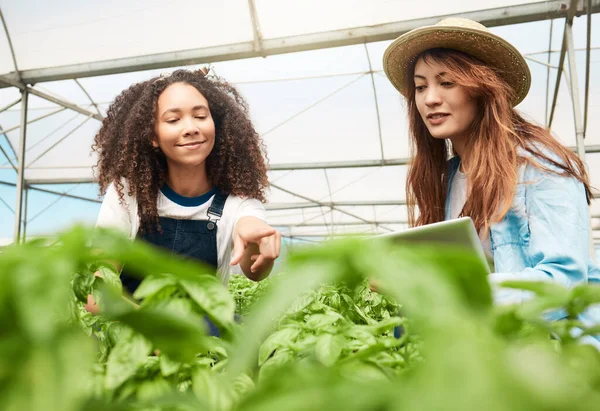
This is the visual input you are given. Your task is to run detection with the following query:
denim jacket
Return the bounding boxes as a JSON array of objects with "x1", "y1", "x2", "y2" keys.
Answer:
[{"x1": 445, "y1": 155, "x2": 600, "y2": 328}]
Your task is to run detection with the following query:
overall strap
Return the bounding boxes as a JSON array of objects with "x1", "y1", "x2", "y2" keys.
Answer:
[{"x1": 207, "y1": 191, "x2": 229, "y2": 221}]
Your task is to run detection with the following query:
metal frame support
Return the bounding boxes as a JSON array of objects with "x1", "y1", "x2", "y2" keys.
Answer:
[
  {"x1": 267, "y1": 200, "x2": 407, "y2": 210},
  {"x1": 547, "y1": 22, "x2": 568, "y2": 129},
  {"x1": 22, "y1": 186, "x2": 28, "y2": 241},
  {"x1": 0, "y1": 180, "x2": 101, "y2": 204},
  {"x1": 583, "y1": 0, "x2": 592, "y2": 136},
  {"x1": 565, "y1": 22, "x2": 586, "y2": 160},
  {"x1": 273, "y1": 220, "x2": 409, "y2": 228},
  {"x1": 364, "y1": 43, "x2": 385, "y2": 161},
  {"x1": 247, "y1": 0, "x2": 264, "y2": 54},
  {"x1": 564, "y1": 11, "x2": 596, "y2": 258},
  {"x1": 13, "y1": 89, "x2": 28, "y2": 243},
  {"x1": 0, "y1": 76, "x2": 103, "y2": 122},
  {"x1": 270, "y1": 182, "x2": 393, "y2": 231},
  {"x1": 0, "y1": 0, "x2": 596, "y2": 87}
]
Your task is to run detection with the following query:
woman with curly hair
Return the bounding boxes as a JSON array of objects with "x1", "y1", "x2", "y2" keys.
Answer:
[{"x1": 90, "y1": 68, "x2": 280, "y2": 318}]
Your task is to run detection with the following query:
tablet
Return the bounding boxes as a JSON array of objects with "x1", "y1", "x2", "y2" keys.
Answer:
[{"x1": 376, "y1": 217, "x2": 491, "y2": 274}]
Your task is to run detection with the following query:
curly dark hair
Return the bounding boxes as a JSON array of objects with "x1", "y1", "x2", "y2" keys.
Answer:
[{"x1": 93, "y1": 69, "x2": 269, "y2": 233}]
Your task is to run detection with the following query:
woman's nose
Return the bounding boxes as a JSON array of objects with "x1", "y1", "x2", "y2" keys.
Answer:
[
  {"x1": 424, "y1": 87, "x2": 442, "y2": 106},
  {"x1": 182, "y1": 118, "x2": 200, "y2": 136}
]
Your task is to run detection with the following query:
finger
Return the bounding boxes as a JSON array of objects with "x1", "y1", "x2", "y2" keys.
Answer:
[
  {"x1": 274, "y1": 230, "x2": 281, "y2": 258},
  {"x1": 230, "y1": 234, "x2": 246, "y2": 266},
  {"x1": 245, "y1": 226, "x2": 277, "y2": 243},
  {"x1": 250, "y1": 254, "x2": 266, "y2": 272},
  {"x1": 250, "y1": 255, "x2": 259, "y2": 262},
  {"x1": 261, "y1": 232, "x2": 280, "y2": 259}
]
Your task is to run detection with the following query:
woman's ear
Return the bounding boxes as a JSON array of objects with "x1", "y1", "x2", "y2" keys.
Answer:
[{"x1": 151, "y1": 140, "x2": 159, "y2": 148}]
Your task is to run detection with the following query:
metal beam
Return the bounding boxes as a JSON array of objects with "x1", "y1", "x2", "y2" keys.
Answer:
[
  {"x1": 74, "y1": 79, "x2": 102, "y2": 116},
  {"x1": 524, "y1": 54, "x2": 557, "y2": 69},
  {"x1": 270, "y1": 182, "x2": 393, "y2": 230},
  {"x1": 273, "y1": 219, "x2": 408, "y2": 227},
  {"x1": 0, "y1": 7, "x2": 21, "y2": 80},
  {"x1": 584, "y1": 0, "x2": 592, "y2": 136},
  {"x1": 545, "y1": 19, "x2": 554, "y2": 125},
  {"x1": 0, "y1": 141, "x2": 16, "y2": 172},
  {"x1": 0, "y1": 76, "x2": 103, "y2": 121},
  {"x1": 24, "y1": 176, "x2": 97, "y2": 185},
  {"x1": 13, "y1": 90, "x2": 28, "y2": 243},
  {"x1": 565, "y1": 20, "x2": 586, "y2": 161},
  {"x1": 262, "y1": 74, "x2": 366, "y2": 136},
  {"x1": 28, "y1": 185, "x2": 101, "y2": 204},
  {"x1": 0, "y1": 107, "x2": 67, "y2": 135},
  {"x1": 0, "y1": 180, "x2": 101, "y2": 204},
  {"x1": 547, "y1": 20, "x2": 568, "y2": 128},
  {"x1": 267, "y1": 203, "x2": 323, "y2": 211},
  {"x1": 277, "y1": 232, "x2": 381, "y2": 238},
  {"x1": 0, "y1": 1, "x2": 596, "y2": 86},
  {"x1": 17, "y1": 143, "x2": 600, "y2": 184},
  {"x1": 525, "y1": 45, "x2": 600, "y2": 56},
  {"x1": 267, "y1": 200, "x2": 406, "y2": 210},
  {"x1": 22, "y1": 187, "x2": 28, "y2": 241},
  {"x1": 270, "y1": 158, "x2": 410, "y2": 170},
  {"x1": 281, "y1": 235, "x2": 319, "y2": 243},
  {"x1": 364, "y1": 43, "x2": 385, "y2": 162},
  {"x1": 247, "y1": 0, "x2": 264, "y2": 53},
  {"x1": 0, "y1": 98, "x2": 20, "y2": 114},
  {"x1": 26, "y1": 114, "x2": 94, "y2": 167}
]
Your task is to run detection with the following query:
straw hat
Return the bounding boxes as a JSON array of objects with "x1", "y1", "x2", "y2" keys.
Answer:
[{"x1": 383, "y1": 17, "x2": 531, "y2": 106}]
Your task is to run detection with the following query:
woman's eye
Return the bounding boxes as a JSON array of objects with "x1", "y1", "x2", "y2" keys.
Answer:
[
  {"x1": 166, "y1": 119, "x2": 179, "y2": 123},
  {"x1": 441, "y1": 81, "x2": 454, "y2": 87},
  {"x1": 195, "y1": 116, "x2": 207, "y2": 120},
  {"x1": 415, "y1": 85, "x2": 426, "y2": 92}
]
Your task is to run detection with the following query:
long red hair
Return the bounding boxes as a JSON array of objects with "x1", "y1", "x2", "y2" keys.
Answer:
[{"x1": 405, "y1": 48, "x2": 591, "y2": 235}]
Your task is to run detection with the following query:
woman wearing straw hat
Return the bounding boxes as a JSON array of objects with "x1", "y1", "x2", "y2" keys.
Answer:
[{"x1": 382, "y1": 18, "x2": 599, "y2": 343}]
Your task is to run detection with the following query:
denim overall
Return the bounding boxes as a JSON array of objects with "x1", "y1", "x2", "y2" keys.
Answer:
[{"x1": 120, "y1": 191, "x2": 229, "y2": 337}]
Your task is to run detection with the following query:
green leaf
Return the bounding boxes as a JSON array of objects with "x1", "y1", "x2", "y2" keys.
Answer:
[
  {"x1": 133, "y1": 275, "x2": 177, "y2": 300},
  {"x1": 13, "y1": 258, "x2": 73, "y2": 341},
  {"x1": 160, "y1": 297, "x2": 195, "y2": 317},
  {"x1": 105, "y1": 328, "x2": 153, "y2": 390},
  {"x1": 580, "y1": 325, "x2": 600, "y2": 337},
  {"x1": 192, "y1": 368, "x2": 233, "y2": 411},
  {"x1": 2, "y1": 330, "x2": 95, "y2": 411},
  {"x1": 571, "y1": 284, "x2": 600, "y2": 306},
  {"x1": 368, "y1": 317, "x2": 404, "y2": 335},
  {"x1": 113, "y1": 307, "x2": 210, "y2": 363},
  {"x1": 107, "y1": 322, "x2": 127, "y2": 347},
  {"x1": 305, "y1": 312, "x2": 344, "y2": 329},
  {"x1": 159, "y1": 354, "x2": 181, "y2": 377},
  {"x1": 180, "y1": 276, "x2": 235, "y2": 337},
  {"x1": 72, "y1": 270, "x2": 96, "y2": 303},
  {"x1": 258, "y1": 327, "x2": 301, "y2": 366},
  {"x1": 136, "y1": 376, "x2": 173, "y2": 402},
  {"x1": 231, "y1": 373, "x2": 255, "y2": 403},
  {"x1": 96, "y1": 264, "x2": 122, "y2": 293},
  {"x1": 315, "y1": 333, "x2": 344, "y2": 367},
  {"x1": 258, "y1": 349, "x2": 295, "y2": 384},
  {"x1": 339, "y1": 361, "x2": 390, "y2": 382},
  {"x1": 287, "y1": 293, "x2": 315, "y2": 314}
]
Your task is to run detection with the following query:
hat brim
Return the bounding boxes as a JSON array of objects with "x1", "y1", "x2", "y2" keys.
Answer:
[{"x1": 383, "y1": 25, "x2": 531, "y2": 106}]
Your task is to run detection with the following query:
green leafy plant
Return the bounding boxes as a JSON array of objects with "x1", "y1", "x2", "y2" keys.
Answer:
[{"x1": 0, "y1": 225, "x2": 599, "y2": 411}]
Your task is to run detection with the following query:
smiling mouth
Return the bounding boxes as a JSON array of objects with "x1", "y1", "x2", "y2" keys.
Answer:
[
  {"x1": 427, "y1": 113, "x2": 449, "y2": 119},
  {"x1": 177, "y1": 141, "x2": 206, "y2": 147}
]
